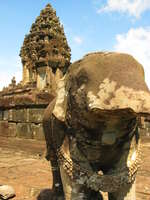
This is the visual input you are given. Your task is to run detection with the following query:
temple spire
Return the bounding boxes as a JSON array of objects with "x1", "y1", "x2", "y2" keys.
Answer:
[{"x1": 20, "y1": 3, "x2": 71, "y2": 74}]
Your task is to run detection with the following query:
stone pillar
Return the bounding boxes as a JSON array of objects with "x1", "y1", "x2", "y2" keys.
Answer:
[
  {"x1": 37, "y1": 67, "x2": 46, "y2": 90},
  {"x1": 55, "y1": 68, "x2": 63, "y2": 85},
  {"x1": 22, "y1": 64, "x2": 29, "y2": 85},
  {"x1": 45, "y1": 67, "x2": 55, "y2": 91},
  {"x1": 45, "y1": 67, "x2": 63, "y2": 92},
  {"x1": 32, "y1": 69, "x2": 37, "y2": 83},
  {"x1": 29, "y1": 68, "x2": 33, "y2": 82},
  {"x1": 45, "y1": 66, "x2": 51, "y2": 87}
]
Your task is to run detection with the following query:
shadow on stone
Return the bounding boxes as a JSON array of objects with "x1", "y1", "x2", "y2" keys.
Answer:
[
  {"x1": 37, "y1": 188, "x2": 65, "y2": 200},
  {"x1": 37, "y1": 189, "x2": 52, "y2": 200}
]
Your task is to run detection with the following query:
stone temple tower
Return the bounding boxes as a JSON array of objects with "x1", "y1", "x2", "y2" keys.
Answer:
[
  {"x1": 0, "y1": 4, "x2": 71, "y2": 140},
  {"x1": 20, "y1": 4, "x2": 71, "y2": 90}
]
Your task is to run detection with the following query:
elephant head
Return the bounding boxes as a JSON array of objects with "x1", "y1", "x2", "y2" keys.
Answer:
[{"x1": 43, "y1": 52, "x2": 150, "y2": 200}]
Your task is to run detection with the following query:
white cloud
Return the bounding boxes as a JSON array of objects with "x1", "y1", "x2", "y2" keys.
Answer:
[
  {"x1": 73, "y1": 36, "x2": 83, "y2": 45},
  {"x1": 98, "y1": 0, "x2": 150, "y2": 18},
  {"x1": 114, "y1": 27, "x2": 150, "y2": 89},
  {"x1": 0, "y1": 56, "x2": 22, "y2": 91}
]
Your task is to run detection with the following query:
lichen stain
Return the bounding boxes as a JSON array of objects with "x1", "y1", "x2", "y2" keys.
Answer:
[
  {"x1": 53, "y1": 76, "x2": 67, "y2": 121},
  {"x1": 87, "y1": 78, "x2": 150, "y2": 113}
]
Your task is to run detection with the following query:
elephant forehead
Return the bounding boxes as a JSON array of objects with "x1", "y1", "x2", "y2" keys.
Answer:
[
  {"x1": 87, "y1": 78, "x2": 150, "y2": 113},
  {"x1": 71, "y1": 52, "x2": 147, "y2": 91}
]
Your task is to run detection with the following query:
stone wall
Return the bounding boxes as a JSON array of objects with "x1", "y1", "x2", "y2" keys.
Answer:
[
  {"x1": 0, "y1": 87, "x2": 54, "y2": 140},
  {"x1": 0, "y1": 107, "x2": 46, "y2": 140}
]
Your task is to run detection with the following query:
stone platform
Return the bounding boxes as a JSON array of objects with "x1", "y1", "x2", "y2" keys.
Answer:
[{"x1": 0, "y1": 136, "x2": 150, "y2": 200}]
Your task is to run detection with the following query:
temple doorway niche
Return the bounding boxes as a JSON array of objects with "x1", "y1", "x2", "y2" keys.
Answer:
[{"x1": 37, "y1": 67, "x2": 46, "y2": 90}]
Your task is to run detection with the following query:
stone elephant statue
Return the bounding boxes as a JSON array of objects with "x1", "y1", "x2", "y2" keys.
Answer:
[{"x1": 43, "y1": 52, "x2": 150, "y2": 200}]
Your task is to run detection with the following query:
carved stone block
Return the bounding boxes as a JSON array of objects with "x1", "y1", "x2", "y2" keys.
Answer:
[
  {"x1": 16, "y1": 123, "x2": 33, "y2": 139},
  {"x1": 0, "y1": 110, "x2": 3, "y2": 120},
  {"x1": 8, "y1": 123, "x2": 17, "y2": 137},
  {"x1": 145, "y1": 121, "x2": 150, "y2": 128},
  {"x1": 28, "y1": 108, "x2": 45, "y2": 123},
  {"x1": 32, "y1": 123, "x2": 45, "y2": 140},
  {"x1": 8, "y1": 109, "x2": 28, "y2": 122},
  {"x1": 0, "y1": 121, "x2": 9, "y2": 136},
  {"x1": 3, "y1": 110, "x2": 8, "y2": 121}
]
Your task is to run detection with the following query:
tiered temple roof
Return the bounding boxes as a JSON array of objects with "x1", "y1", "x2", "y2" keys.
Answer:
[{"x1": 20, "y1": 4, "x2": 71, "y2": 74}]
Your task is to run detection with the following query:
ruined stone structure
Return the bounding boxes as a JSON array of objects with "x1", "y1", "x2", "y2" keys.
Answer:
[
  {"x1": 20, "y1": 3, "x2": 70, "y2": 90},
  {"x1": 0, "y1": 4, "x2": 71, "y2": 140}
]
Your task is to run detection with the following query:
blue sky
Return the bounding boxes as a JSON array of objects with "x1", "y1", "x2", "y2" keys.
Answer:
[{"x1": 0, "y1": 0, "x2": 150, "y2": 90}]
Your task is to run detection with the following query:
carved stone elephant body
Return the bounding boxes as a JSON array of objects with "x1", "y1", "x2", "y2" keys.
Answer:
[{"x1": 43, "y1": 52, "x2": 150, "y2": 200}]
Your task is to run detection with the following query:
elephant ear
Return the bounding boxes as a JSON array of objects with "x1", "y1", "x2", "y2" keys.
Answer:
[{"x1": 52, "y1": 76, "x2": 67, "y2": 122}]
